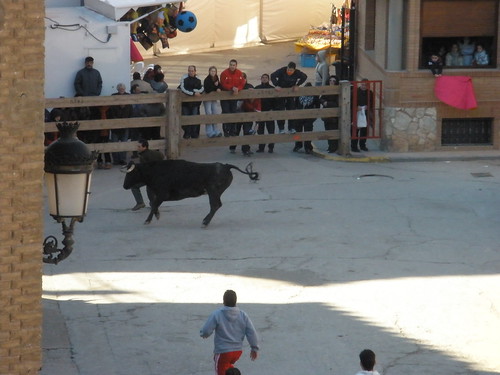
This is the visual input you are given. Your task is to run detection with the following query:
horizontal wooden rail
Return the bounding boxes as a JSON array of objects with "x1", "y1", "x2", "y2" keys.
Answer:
[{"x1": 45, "y1": 82, "x2": 352, "y2": 158}]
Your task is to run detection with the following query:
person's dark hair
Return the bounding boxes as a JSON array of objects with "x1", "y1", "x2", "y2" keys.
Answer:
[
  {"x1": 261, "y1": 73, "x2": 269, "y2": 80},
  {"x1": 223, "y1": 290, "x2": 237, "y2": 307},
  {"x1": 287, "y1": 61, "x2": 296, "y2": 69},
  {"x1": 133, "y1": 72, "x2": 141, "y2": 80},
  {"x1": 230, "y1": 59, "x2": 238, "y2": 65},
  {"x1": 359, "y1": 349, "x2": 376, "y2": 371},
  {"x1": 225, "y1": 368, "x2": 241, "y2": 375},
  {"x1": 153, "y1": 64, "x2": 162, "y2": 72},
  {"x1": 138, "y1": 139, "x2": 149, "y2": 148},
  {"x1": 154, "y1": 73, "x2": 165, "y2": 82},
  {"x1": 85, "y1": 56, "x2": 94, "y2": 63},
  {"x1": 327, "y1": 75, "x2": 339, "y2": 86}
]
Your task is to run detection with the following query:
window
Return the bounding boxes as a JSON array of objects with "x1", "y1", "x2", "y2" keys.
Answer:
[
  {"x1": 441, "y1": 118, "x2": 493, "y2": 146},
  {"x1": 364, "y1": 0, "x2": 376, "y2": 51},
  {"x1": 420, "y1": 0, "x2": 498, "y2": 69}
]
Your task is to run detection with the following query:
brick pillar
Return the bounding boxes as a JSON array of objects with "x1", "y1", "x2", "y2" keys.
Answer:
[{"x1": 0, "y1": 1, "x2": 45, "y2": 374}]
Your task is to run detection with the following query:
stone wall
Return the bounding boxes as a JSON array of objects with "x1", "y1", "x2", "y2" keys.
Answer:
[
  {"x1": 381, "y1": 107, "x2": 438, "y2": 152},
  {"x1": 0, "y1": 1, "x2": 45, "y2": 374}
]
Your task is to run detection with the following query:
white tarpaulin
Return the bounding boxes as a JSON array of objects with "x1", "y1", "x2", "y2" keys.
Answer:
[{"x1": 135, "y1": 0, "x2": 341, "y2": 54}]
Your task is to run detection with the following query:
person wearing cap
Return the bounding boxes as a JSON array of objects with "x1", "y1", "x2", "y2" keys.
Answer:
[{"x1": 74, "y1": 56, "x2": 103, "y2": 97}]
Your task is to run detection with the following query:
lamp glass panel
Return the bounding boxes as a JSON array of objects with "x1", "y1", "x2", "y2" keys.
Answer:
[{"x1": 45, "y1": 173, "x2": 91, "y2": 217}]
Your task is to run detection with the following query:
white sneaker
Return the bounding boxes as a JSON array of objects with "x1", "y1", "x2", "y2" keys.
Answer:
[
  {"x1": 288, "y1": 129, "x2": 296, "y2": 134},
  {"x1": 279, "y1": 129, "x2": 286, "y2": 134}
]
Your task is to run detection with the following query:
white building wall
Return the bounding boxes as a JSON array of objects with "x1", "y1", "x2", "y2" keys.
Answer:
[{"x1": 45, "y1": 7, "x2": 130, "y2": 99}]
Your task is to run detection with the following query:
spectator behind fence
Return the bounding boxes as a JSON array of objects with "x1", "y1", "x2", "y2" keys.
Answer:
[
  {"x1": 179, "y1": 65, "x2": 204, "y2": 139},
  {"x1": 320, "y1": 75, "x2": 340, "y2": 153},
  {"x1": 130, "y1": 71, "x2": 152, "y2": 93},
  {"x1": 254, "y1": 73, "x2": 276, "y2": 153},
  {"x1": 219, "y1": 59, "x2": 246, "y2": 138},
  {"x1": 203, "y1": 66, "x2": 223, "y2": 138},
  {"x1": 151, "y1": 72, "x2": 168, "y2": 93},
  {"x1": 355, "y1": 349, "x2": 380, "y2": 375},
  {"x1": 108, "y1": 83, "x2": 133, "y2": 165},
  {"x1": 315, "y1": 49, "x2": 330, "y2": 86},
  {"x1": 231, "y1": 72, "x2": 258, "y2": 156},
  {"x1": 293, "y1": 82, "x2": 319, "y2": 154},
  {"x1": 270, "y1": 61, "x2": 307, "y2": 134}
]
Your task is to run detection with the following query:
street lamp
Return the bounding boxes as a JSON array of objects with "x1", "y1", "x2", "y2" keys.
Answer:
[{"x1": 43, "y1": 122, "x2": 96, "y2": 264}]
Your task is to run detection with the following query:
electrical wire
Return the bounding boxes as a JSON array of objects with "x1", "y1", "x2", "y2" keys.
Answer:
[{"x1": 45, "y1": 17, "x2": 111, "y2": 43}]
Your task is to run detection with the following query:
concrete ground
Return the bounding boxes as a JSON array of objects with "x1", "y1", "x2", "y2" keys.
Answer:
[
  {"x1": 42, "y1": 42, "x2": 500, "y2": 375},
  {"x1": 42, "y1": 141, "x2": 500, "y2": 375}
]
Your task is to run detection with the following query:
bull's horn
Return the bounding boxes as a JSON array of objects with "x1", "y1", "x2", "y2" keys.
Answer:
[{"x1": 126, "y1": 164, "x2": 135, "y2": 173}]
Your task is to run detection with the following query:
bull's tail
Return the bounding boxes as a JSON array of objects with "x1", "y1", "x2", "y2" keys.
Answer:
[{"x1": 227, "y1": 162, "x2": 259, "y2": 181}]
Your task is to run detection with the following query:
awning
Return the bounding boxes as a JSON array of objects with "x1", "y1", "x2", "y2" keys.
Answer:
[{"x1": 84, "y1": 0, "x2": 185, "y2": 21}]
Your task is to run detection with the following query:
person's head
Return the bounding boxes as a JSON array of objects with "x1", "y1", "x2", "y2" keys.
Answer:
[
  {"x1": 359, "y1": 349, "x2": 376, "y2": 371},
  {"x1": 154, "y1": 73, "x2": 165, "y2": 82},
  {"x1": 451, "y1": 44, "x2": 459, "y2": 53},
  {"x1": 131, "y1": 84, "x2": 141, "y2": 94},
  {"x1": 286, "y1": 61, "x2": 296, "y2": 75},
  {"x1": 208, "y1": 66, "x2": 218, "y2": 77},
  {"x1": 328, "y1": 75, "x2": 339, "y2": 86},
  {"x1": 133, "y1": 72, "x2": 141, "y2": 80},
  {"x1": 260, "y1": 73, "x2": 269, "y2": 83},
  {"x1": 153, "y1": 64, "x2": 162, "y2": 73},
  {"x1": 242, "y1": 72, "x2": 247, "y2": 80},
  {"x1": 359, "y1": 78, "x2": 369, "y2": 91},
  {"x1": 84, "y1": 56, "x2": 94, "y2": 69},
  {"x1": 225, "y1": 368, "x2": 241, "y2": 375},
  {"x1": 116, "y1": 83, "x2": 126, "y2": 94},
  {"x1": 223, "y1": 290, "x2": 237, "y2": 307},
  {"x1": 430, "y1": 54, "x2": 440, "y2": 62},
  {"x1": 228, "y1": 59, "x2": 238, "y2": 72},
  {"x1": 476, "y1": 44, "x2": 484, "y2": 52},
  {"x1": 137, "y1": 139, "x2": 149, "y2": 152},
  {"x1": 144, "y1": 68, "x2": 154, "y2": 79},
  {"x1": 188, "y1": 65, "x2": 197, "y2": 77}
]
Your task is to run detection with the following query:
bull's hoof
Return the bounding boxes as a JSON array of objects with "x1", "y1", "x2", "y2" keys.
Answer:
[
  {"x1": 202, "y1": 220, "x2": 210, "y2": 227},
  {"x1": 154, "y1": 212, "x2": 160, "y2": 220},
  {"x1": 144, "y1": 220, "x2": 151, "y2": 225}
]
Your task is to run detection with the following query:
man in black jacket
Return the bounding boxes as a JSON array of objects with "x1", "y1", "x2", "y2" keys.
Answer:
[
  {"x1": 270, "y1": 62, "x2": 307, "y2": 134},
  {"x1": 254, "y1": 73, "x2": 276, "y2": 153},
  {"x1": 179, "y1": 65, "x2": 204, "y2": 139}
]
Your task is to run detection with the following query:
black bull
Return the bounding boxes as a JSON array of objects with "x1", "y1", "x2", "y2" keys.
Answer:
[{"x1": 123, "y1": 160, "x2": 259, "y2": 226}]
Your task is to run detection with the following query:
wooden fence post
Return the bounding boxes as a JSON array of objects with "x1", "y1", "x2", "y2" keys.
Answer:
[
  {"x1": 166, "y1": 89, "x2": 181, "y2": 159},
  {"x1": 338, "y1": 80, "x2": 352, "y2": 156}
]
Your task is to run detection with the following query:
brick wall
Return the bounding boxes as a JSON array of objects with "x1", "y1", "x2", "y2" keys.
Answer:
[{"x1": 0, "y1": 1, "x2": 45, "y2": 374}]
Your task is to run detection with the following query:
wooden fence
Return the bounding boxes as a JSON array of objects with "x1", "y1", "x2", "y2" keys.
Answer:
[{"x1": 45, "y1": 82, "x2": 352, "y2": 159}]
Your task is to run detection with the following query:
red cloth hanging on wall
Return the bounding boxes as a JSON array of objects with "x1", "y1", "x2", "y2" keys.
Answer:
[
  {"x1": 130, "y1": 38, "x2": 144, "y2": 62},
  {"x1": 434, "y1": 76, "x2": 477, "y2": 110}
]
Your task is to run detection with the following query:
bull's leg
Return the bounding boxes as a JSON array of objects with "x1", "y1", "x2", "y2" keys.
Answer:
[
  {"x1": 202, "y1": 193, "x2": 223, "y2": 227},
  {"x1": 145, "y1": 198, "x2": 162, "y2": 225}
]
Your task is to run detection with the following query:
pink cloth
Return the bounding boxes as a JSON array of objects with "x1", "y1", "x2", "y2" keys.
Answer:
[
  {"x1": 434, "y1": 76, "x2": 477, "y2": 110},
  {"x1": 130, "y1": 38, "x2": 144, "y2": 62}
]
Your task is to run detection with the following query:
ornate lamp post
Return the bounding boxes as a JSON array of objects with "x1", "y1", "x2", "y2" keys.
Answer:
[{"x1": 43, "y1": 122, "x2": 96, "y2": 264}]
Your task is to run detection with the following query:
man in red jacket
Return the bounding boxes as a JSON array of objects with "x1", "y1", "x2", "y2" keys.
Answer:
[{"x1": 220, "y1": 59, "x2": 246, "y2": 139}]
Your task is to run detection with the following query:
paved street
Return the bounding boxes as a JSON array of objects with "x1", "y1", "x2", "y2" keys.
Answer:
[{"x1": 42, "y1": 143, "x2": 500, "y2": 375}]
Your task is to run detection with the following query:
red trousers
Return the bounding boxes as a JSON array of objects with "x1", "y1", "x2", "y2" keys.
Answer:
[{"x1": 214, "y1": 350, "x2": 242, "y2": 375}]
